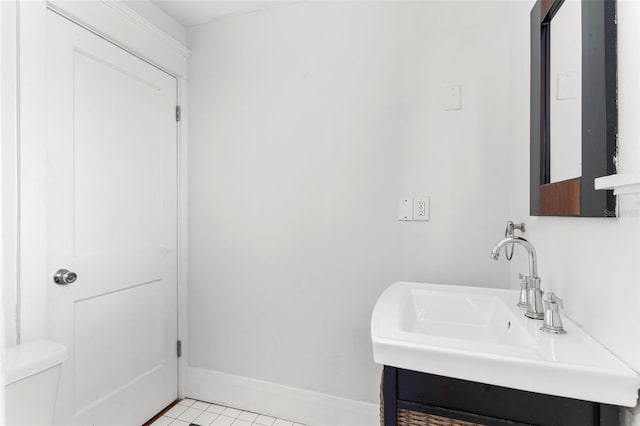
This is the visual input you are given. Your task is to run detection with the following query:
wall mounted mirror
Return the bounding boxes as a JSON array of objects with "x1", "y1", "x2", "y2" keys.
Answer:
[
  {"x1": 550, "y1": 0, "x2": 581, "y2": 184},
  {"x1": 530, "y1": 0, "x2": 617, "y2": 217}
]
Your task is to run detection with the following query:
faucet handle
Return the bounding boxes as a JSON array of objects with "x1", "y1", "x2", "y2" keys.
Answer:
[
  {"x1": 546, "y1": 292, "x2": 563, "y2": 309},
  {"x1": 541, "y1": 292, "x2": 566, "y2": 334}
]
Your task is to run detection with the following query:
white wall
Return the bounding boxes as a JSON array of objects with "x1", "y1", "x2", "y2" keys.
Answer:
[
  {"x1": 187, "y1": 0, "x2": 512, "y2": 408},
  {"x1": 506, "y1": 0, "x2": 640, "y2": 420}
]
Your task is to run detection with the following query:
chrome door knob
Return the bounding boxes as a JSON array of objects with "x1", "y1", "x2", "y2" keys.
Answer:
[{"x1": 53, "y1": 269, "x2": 77, "y2": 285}]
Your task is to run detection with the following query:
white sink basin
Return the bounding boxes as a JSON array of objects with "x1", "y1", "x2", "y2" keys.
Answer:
[
  {"x1": 402, "y1": 289, "x2": 537, "y2": 349},
  {"x1": 371, "y1": 282, "x2": 640, "y2": 407}
]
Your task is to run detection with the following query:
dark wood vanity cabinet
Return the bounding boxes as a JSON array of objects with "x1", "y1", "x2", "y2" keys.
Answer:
[{"x1": 382, "y1": 366, "x2": 620, "y2": 426}]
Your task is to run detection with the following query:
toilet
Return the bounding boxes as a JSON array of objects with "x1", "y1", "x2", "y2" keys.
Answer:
[{"x1": 5, "y1": 340, "x2": 68, "y2": 426}]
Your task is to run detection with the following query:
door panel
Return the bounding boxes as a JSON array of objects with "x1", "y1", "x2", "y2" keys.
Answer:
[
  {"x1": 46, "y1": 11, "x2": 178, "y2": 425},
  {"x1": 73, "y1": 49, "x2": 166, "y2": 256},
  {"x1": 74, "y1": 281, "x2": 165, "y2": 414}
]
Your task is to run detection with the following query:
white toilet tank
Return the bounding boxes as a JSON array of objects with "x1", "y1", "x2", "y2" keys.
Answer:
[{"x1": 5, "y1": 340, "x2": 68, "y2": 426}]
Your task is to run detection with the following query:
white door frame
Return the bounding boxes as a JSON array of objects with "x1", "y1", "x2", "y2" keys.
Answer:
[
  {"x1": 10, "y1": 0, "x2": 190, "y2": 398},
  {"x1": 1, "y1": 0, "x2": 20, "y2": 349}
]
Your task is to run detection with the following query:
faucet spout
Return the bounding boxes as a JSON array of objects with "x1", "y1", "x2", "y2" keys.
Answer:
[{"x1": 491, "y1": 236, "x2": 538, "y2": 278}]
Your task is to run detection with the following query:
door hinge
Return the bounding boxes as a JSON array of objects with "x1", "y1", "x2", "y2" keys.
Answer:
[
  {"x1": 177, "y1": 340, "x2": 182, "y2": 358},
  {"x1": 176, "y1": 105, "x2": 181, "y2": 122}
]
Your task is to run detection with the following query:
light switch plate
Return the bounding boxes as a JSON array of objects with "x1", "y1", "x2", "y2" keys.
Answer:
[
  {"x1": 398, "y1": 197, "x2": 413, "y2": 221},
  {"x1": 557, "y1": 72, "x2": 577, "y2": 100},
  {"x1": 444, "y1": 85, "x2": 461, "y2": 110},
  {"x1": 413, "y1": 196, "x2": 430, "y2": 221}
]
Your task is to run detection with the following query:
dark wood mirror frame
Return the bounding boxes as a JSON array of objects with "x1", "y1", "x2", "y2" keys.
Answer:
[{"x1": 530, "y1": 0, "x2": 617, "y2": 217}]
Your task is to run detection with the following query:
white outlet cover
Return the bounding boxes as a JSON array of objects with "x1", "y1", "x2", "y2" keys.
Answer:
[
  {"x1": 413, "y1": 196, "x2": 430, "y2": 221},
  {"x1": 398, "y1": 197, "x2": 413, "y2": 221}
]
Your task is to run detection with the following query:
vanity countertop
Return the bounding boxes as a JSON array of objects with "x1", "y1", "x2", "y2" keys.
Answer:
[{"x1": 371, "y1": 282, "x2": 640, "y2": 407}]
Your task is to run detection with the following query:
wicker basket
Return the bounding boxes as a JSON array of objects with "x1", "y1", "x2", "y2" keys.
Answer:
[
  {"x1": 396, "y1": 409, "x2": 483, "y2": 426},
  {"x1": 380, "y1": 373, "x2": 484, "y2": 426}
]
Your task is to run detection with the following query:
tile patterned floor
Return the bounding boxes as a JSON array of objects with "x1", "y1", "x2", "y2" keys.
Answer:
[{"x1": 151, "y1": 398, "x2": 307, "y2": 426}]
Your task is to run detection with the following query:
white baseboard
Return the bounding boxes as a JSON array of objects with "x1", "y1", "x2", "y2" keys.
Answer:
[{"x1": 186, "y1": 367, "x2": 379, "y2": 426}]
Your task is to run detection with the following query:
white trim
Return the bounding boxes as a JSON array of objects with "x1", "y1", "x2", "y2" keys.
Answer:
[
  {"x1": 186, "y1": 367, "x2": 379, "y2": 426},
  {"x1": 45, "y1": 0, "x2": 189, "y2": 78},
  {"x1": 594, "y1": 173, "x2": 640, "y2": 195},
  {"x1": 99, "y1": 0, "x2": 190, "y2": 58},
  {"x1": 177, "y1": 77, "x2": 189, "y2": 398},
  {"x1": 1, "y1": 0, "x2": 19, "y2": 346},
  {"x1": 18, "y1": 0, "x2": 49, "y2": 342}
]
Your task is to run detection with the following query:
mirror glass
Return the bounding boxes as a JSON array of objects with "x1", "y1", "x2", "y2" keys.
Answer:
[{"x1": 549, "y1": 0, "x2": 581, "y2": 183}]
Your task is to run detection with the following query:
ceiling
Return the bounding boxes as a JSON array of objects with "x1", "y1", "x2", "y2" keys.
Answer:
[{"x1": 151, "y1": 0, "x2": 298, "y2": 27}]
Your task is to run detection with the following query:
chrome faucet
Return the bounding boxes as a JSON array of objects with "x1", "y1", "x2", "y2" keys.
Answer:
[{"x1": 491, "y1": 236, "x2": 545, "y2": 320}]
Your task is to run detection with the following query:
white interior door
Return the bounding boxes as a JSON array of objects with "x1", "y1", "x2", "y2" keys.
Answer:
[{"x1": 46, "y1": 11, "x2": 178, "y2": 425}]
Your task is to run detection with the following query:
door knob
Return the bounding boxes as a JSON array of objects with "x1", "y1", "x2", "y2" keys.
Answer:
[{"x1": 53, "y1": 269, "x2": 77, "y2": 285}]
